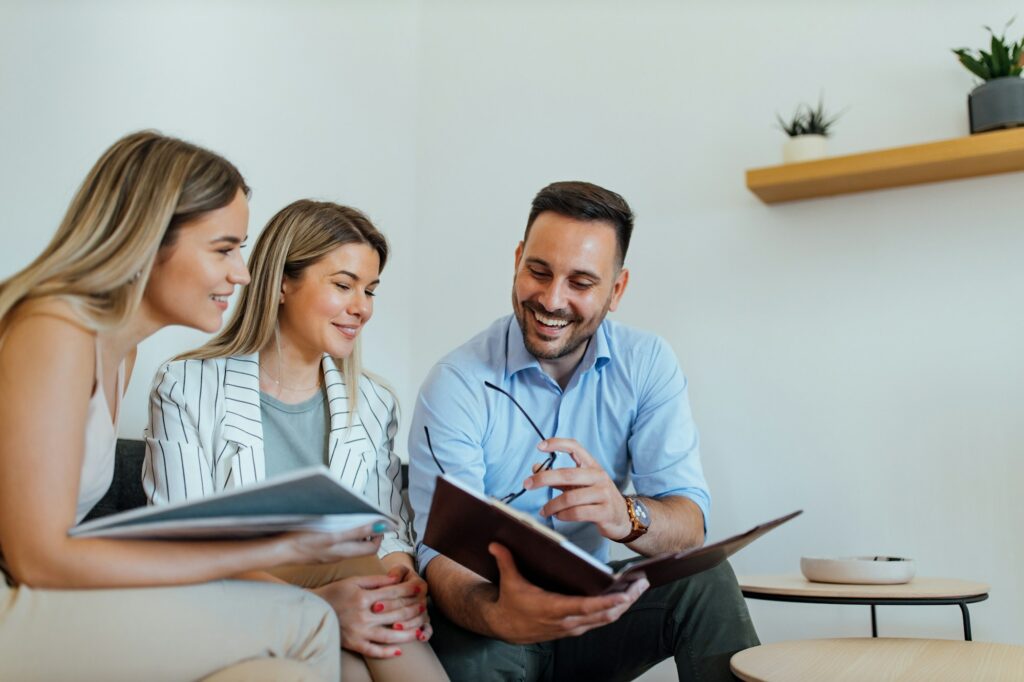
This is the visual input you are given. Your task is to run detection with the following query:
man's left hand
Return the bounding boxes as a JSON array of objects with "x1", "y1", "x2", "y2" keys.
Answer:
[{"x1": 524, "y1": 437, "x2": 631, "y2": 541}]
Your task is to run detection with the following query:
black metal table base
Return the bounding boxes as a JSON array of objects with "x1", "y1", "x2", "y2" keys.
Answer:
[{"x1": 742, "y1": 591, "x2": 988, "y2": 641}]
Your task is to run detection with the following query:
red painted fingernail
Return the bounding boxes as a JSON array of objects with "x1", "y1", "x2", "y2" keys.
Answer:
[
  {"x1": 393, "y1": 623, "x2": 404, "y2": 631},
  {"x1": 417, "y1": 630, "x2": 427, "y2": 641},
  {"x1": 394, "y1": 650, "x2": 402, "y2": 657},
  {"x1": 371, "y1": 602, "x2": 384, "y2": 613},
  {"x1": 412, "y1": 585, "x2": 421, "y2": 595},
  {"x1": 419, "y1": 604, "x2": 426, "y2": 614}
]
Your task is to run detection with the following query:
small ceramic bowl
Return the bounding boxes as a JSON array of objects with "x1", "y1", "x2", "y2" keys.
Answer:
[{"x1": 800, "y1": 556, "x2": 916, "y2": 584}]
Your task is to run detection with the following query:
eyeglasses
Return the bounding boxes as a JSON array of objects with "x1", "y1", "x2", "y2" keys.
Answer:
[{"x1": 423, "y1": 381, "x2": 558, "y2": 505}]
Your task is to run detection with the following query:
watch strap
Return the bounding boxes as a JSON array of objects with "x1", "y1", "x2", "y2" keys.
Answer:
[{"x1": 614, "y1": 495, "x2": 649, "y2": 543}]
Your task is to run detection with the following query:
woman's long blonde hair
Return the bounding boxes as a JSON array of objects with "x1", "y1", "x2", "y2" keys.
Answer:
[
  {"x1": 0, "y1": 131, "x2": 247, "y2": 338},
  {"x1": 180, "y1": 200, "x2": 390, "y2": 408}
]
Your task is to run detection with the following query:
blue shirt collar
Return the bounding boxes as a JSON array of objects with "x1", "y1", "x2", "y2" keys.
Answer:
[{"x1": 505, "y1": 315, "x2": 612, "y2": 382}]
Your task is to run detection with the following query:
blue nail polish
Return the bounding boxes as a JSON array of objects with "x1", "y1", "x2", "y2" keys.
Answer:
[{"x1": 373, "y1": 522, "x2": 388, "y2": 533}]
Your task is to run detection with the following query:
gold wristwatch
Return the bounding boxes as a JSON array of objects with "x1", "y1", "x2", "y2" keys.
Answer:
[{"x1": 615, "y1": 495, "x2": 650, "y2": 543}]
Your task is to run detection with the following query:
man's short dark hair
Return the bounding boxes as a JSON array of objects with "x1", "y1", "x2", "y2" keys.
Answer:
[{"x1": 525, "y1": 181, "x2": 634, "y2": 267}]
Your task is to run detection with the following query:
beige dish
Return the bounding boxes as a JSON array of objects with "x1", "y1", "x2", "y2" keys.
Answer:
[{"x1": 800, "y1": 556, "x2": 916, "y2": 585}]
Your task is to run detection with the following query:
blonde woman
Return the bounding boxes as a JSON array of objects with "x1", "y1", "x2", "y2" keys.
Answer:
[
  {"x1": 143, "y1": 200, "x2": 448, "y2": 682},
  {"x1": 0, "y1": 132, "x2": 389, "y2": 682}
]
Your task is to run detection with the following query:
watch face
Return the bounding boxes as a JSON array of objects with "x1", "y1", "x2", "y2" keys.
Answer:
[{"x1": 632, "y1": 498, "x2": 651, "y2": 527}]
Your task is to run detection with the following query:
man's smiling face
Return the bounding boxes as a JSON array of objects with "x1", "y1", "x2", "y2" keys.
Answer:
[{"x1": 512, "y1": 211, "x2": 628, "y2": 370}]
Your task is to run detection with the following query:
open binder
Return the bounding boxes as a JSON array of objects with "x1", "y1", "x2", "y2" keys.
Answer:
[{"x1": 423, "y1": 474, "x2": 800, "y2": 595}]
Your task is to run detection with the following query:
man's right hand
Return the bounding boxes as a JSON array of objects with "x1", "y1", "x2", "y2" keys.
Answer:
[{"x1": 484, "y1": 542, "x2": 648, "y2": 644}]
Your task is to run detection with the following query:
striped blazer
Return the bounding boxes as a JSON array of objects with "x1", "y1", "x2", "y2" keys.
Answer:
[{"x1": 141, "y1": 353, "x2": 413, "y2": 557}]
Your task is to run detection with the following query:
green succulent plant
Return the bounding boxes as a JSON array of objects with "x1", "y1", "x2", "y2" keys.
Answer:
[
  {"x1": 953, "y1": 18, "x2": 1024, "y2": 80},
  {"x1": 776, "y1": 97, "x2": 842, "y2": 138}
]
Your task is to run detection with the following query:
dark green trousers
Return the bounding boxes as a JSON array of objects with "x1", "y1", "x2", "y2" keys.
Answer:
[{"x1": 428, "y1": 560, "x2": 758, "y2": 682}]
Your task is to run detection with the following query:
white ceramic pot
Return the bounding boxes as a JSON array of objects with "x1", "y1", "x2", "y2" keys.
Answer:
[
  {"x1": 800, "y1": 556, "x2": 916, "y2": 585},
  {"x1": 782, "y1": 134, "x2": 827, "y2": 163}
]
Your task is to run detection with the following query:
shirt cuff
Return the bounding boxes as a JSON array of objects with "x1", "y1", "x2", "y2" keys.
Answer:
[
  {"x1": 416, "y1": 544, "x2": 440, "y2": 575},
  {"x1": 653, "y1": 489, "x2": 710, "y2": 534}
]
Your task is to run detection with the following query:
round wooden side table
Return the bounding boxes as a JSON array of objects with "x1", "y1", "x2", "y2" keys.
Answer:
[
  {"x1": 738, "y1": 575, "x2": 989, "y2": 640},
  {"x1": 731, "y1": 637, "x2": 1024, "y2": 682}
]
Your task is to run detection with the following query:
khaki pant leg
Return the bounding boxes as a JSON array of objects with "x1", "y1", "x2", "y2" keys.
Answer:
[
  {"x1": 201, "y1": 657, "x2": 326, "y2": 682},
  {"x1": 0, "y1": 578, "x2": 340, "y2": 682},
  {"x1": 268, "y1": 554, "x2": 384, "y2": 587},
  {"x1": 271, "y1": 556, "x2": 450, "y2": 682}
]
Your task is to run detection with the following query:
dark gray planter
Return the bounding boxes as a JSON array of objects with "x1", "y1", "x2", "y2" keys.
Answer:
[{"x1": 969, "y1": 76, "x2": 1024, "y2": 133}]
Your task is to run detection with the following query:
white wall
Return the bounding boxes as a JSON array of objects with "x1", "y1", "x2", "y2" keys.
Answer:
[
  {"x1": 0, "y1": 0, "x2": 421, "y2": 431},
  {"x1": 1, "y1": 0, "x2": 1021, "y2": 656}
]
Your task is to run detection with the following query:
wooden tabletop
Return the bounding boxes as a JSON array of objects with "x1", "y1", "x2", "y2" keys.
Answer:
[
  {"x1": 738, "y1": 574, "x2": 990, "y2": 600},
  {"x1": 731, "y1": 638, "x2": 1024, "y2": 681}
]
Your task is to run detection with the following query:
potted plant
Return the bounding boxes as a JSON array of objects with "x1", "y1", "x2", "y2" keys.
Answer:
[
  {"x1": 953, "y1": 19, "x2": 1024, "y2": 133},
  {"x1": 776, "y1": 97, "x2": 842, "y2": 163}
]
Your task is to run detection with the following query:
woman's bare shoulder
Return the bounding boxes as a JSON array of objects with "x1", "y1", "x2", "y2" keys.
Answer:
[
  {"x1": 8, "y1": 298, "x2": 93, "y2": 333},
  {"x1": 1, "y1": 299, "x2": 95, "y2": 364}
]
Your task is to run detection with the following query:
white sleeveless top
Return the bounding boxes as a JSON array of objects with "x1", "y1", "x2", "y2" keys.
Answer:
[
  {"x1": 0, "y1": 339, "x2": 124, "y2": 585},
  {"x1": 75, "y1": 339, "x2": 123, "y2": 524}
]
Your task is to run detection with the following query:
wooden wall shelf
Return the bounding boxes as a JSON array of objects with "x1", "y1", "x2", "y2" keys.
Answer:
[{"x1": 746, "y1": 127, "x2": 1024, "y2": 204}]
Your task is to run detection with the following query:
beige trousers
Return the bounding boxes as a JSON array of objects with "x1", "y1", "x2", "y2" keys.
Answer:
[
  {"x1": 0, "y1": 578, "x2": 339, "y2": 682},
  {"x1": 270, "y1": 556, "x2": 449, "y2": 682}
]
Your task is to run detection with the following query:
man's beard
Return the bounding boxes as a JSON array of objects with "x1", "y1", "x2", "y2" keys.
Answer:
[{"x1": 513, "y1": 297, "x2": 610, "y2": 361}]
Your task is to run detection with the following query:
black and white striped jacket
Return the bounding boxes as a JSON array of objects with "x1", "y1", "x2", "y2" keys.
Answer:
[{"x1": 141, "y1": 353, "x2": 413, "y2": 557}]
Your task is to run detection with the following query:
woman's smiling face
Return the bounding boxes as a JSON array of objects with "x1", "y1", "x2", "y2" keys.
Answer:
[
  {"x1": 277, "y1": 242, "x2": 381, "y2": 360},
  {"x1": 143, "y1": 188, "x2": 251, "y2": 333}
]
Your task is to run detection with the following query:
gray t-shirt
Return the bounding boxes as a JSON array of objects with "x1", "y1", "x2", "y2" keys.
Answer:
[{"x1": 260, "y1": 387, "x2": 329, "y2": 478}]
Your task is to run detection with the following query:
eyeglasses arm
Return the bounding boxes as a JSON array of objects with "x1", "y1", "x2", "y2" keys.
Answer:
[
  {"x1": 423, "y1": 426, "x2": 446, "y2": 475},
  {"x1": 483, "y1": 381, "x2": 548, "y2": 442}
]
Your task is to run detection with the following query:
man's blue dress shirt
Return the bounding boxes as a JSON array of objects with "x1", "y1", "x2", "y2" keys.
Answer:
[{"x1": 408, "y1": 315, "x2": 710, "y2": 571}]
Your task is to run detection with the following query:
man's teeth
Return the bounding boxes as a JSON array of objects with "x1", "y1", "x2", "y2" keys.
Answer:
[{"x1": 533, "y1": 310, "x2": 569, "y2": 327}]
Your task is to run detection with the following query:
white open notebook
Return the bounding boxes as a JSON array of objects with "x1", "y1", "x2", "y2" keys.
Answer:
[{"x1": 71, "y1": 465, "x2": 397, "y2": 540}]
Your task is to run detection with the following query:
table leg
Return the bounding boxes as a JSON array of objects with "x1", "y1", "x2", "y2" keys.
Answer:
[
  {"x1": 960, "y1": 602, "x2": 972, "y2": 641},
  {"x1": 870, "y1": 604, "x2": 878, "y2": 638}
]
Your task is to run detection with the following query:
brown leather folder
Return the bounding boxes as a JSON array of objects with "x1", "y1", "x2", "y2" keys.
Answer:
[{"x1": 423, "y1": 474, "x2": 801, "y2": 596}]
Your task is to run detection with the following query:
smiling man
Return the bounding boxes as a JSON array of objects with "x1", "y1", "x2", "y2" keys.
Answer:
[{"x1": 408, "y1": 181, "x2": 758, "y2": 681}]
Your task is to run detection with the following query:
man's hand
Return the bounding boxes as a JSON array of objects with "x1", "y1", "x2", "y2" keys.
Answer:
[
  {"x1": 484, "y1": 543, "x2": 648, "y2": 644},
  {"x1": 525, "y1": 438, "x2": 632, "y2": 541}
]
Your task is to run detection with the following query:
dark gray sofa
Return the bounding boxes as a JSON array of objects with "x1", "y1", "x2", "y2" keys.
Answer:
[{"x1": 82, "y1": 439, "x2": 148, "y2": 521}]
